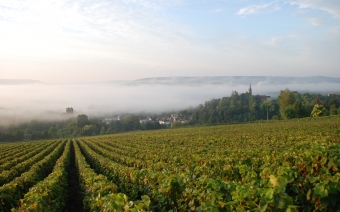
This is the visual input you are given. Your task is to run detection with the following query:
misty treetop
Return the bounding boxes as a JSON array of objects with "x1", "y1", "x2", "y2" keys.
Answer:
[{"x1": 0, "y1": 89, "x2": 339, "y2": 142}]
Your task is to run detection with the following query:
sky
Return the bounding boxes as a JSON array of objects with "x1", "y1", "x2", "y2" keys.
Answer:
[{"x1": 1, "y1": 0, "x2": 340, "y2": 83}]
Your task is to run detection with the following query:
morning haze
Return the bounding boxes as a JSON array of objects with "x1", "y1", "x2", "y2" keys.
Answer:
[{"x1": 1, "y1": 76, "x2": 339, "y2": 126}]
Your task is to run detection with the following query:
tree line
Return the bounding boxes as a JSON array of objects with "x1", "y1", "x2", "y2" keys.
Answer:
[
  {"x1": 190, "y1": 89, "x2": 339, "y2": 125},
  {"x1": 0, "y1": 114, "x2": 167, "y2": 142}
]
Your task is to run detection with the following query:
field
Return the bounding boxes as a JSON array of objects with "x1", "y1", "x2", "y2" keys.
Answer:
[{"x1": 0, "y1": 117, "x2": 339, "y2": 211}]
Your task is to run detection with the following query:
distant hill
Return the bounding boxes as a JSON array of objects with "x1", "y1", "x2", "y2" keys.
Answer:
[
  {"x1": 3, "y1": 76, "x2": 339, "y2": 86},
  {"x1": 0, "y1": 79, "x2": 43, "y2": 85},
  {"x1": 125, "y1": 76, "x2": 340, "y2": 86},
  {"x1": 102, "y1": 76, "x2": 340, "y2": 87}
]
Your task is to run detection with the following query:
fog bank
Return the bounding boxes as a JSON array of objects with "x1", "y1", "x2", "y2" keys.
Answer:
[{"x1": 1, "y1": 76, "x2": 339, "y2": 126}]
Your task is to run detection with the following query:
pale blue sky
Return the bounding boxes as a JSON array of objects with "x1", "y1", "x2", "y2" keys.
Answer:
[{"x1": 1, "y1": 0, "x2": 339, "y2": 83}]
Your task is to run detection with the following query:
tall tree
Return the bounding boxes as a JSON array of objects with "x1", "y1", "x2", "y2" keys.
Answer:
[
  {"x1": 293, "y1": 100, "x2": 303, "y2": 118},
  {"x1": 99, "y1": 126, "x2": 106, "y2": 135},
  {"x1": 261, "y1": 100, "x2": 275, "y2": 121},
  {"x1": 122, "y1": 115, "x2": 140, "y2": 131},
  {"x1": 66, "y1": 107, "x2": 73, "y2": 114},
  {"x1": 76, "y1": 114, "x2": 89, "y2": 128},
  {"x1": 278, "y1": 89, "x2": 296, "y2": 118},
  {"x1": 327, "y1": 98, "x2": 338, "y2": 115}
]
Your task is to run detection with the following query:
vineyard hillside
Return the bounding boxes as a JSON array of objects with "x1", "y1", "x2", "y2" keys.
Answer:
[{"x1": 0, "y1": 117, "x2": 339, "y2": 211}]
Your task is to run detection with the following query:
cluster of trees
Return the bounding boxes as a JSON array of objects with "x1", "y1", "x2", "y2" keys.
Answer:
[
  {"x1": 105, "y1": 115, "x2": 165, "y2": 134},
  {"x1": 190, "y1": 89, "x2": 339, "y2": 125},
  {"x1": 277, "y1": 89, "x2": 339, "y2": 119},
  {"x1": 191, "y1": 92, "x2": 279, "y2": 124}
]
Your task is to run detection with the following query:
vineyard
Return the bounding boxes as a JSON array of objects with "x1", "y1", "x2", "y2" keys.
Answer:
[{"x1": 0, "y1": 117, "x2": 339, "y2": 211}]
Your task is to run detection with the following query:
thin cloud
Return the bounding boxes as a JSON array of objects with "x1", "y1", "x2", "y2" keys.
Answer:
[
  {"x1": 0, "y1": 0, "x2": 202, "y2": 69},
  {"x1": 328, "y1": 25, "x2": 340, "y2": 34},
  {"x1": 265, "y1": 36, "x2": 282, "y2": 47},
  {"x1": 0, "y1": 0, "x2": 187, "y2": 46},
  {"x1": 210, "y1": 8, "x2": 224, "y2": 14},
  {"x1": 236, "y1": 2, "x2": 281, "y2": 16},
  {"x1": 307, "y1": 16, "x2": 324, "y2": 26},
  {"x1": 289, "y1": 0, "x2": 340, "y2": 19}
]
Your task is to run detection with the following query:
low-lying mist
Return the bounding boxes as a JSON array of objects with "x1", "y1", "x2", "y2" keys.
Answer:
[{"x1": 1, "y1": 78, "x2": 339, "y2": 126}]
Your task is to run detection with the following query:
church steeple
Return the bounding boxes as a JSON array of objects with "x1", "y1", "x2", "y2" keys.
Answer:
[{"x1": 248, "y1": 83, "x2": 252, "y2": 95}]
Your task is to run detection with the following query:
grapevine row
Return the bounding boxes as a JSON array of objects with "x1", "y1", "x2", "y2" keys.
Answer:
[
  {"x1": 82, "y1": 139, "x2": 146, "y2": 169},
  {"x1": 0, "y1": 140, "x2": 67, "y2": 211},
  {"x1": 77, "y1": 121, "x2": 340, "y2": 211},
  {"x1": 0, "y1": 140, "x2": 58, "y2": 172},
  {"x1": 13, "y1": 140, "x2": 71, "y2": 211},
  {"x1": 0, "y1": 140, "x2": 62, "y2": 186},
  {"x1": 0, "y1": 141, "x2": 43, "y2": 161},
  {"x1": 73, "y1": 139, "x2": 150, "y2": 211},
  {"x1": 76, "y1": 138, "x2": 179, "y2": 210}
]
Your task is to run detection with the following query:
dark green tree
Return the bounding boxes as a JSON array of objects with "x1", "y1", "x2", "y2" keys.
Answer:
[
  {"x1": 81, "y1": 125, "x2": 97, "y2": 136},
  {"x1": 330, "y1": 105, "x2": 338, "y2": 115},
  {"x1": 48, "y1": 126, "x2": 57, "y2": 138},
  {"x1": 66, "y1": 107, "x2": 73, "y2": 114},
  {"x1": 284, "y1": 106, "x2": 297, "y2": 119},
  {"x1": 293, "y1": 100, "x2": 303, "y2": 118},
  {"x1": 122, "y1": 115, "x2": 140, "y2": 131},
  {"x1": 328, "y1": 98, "x2": 338, "y2": 115},
  {"x1": 278, "y1": 89, "x2": 296, "y2": 118},
  {"x1": 260, "y1": 100, "x2": 275, "y2": 121},
  {"x1": 76, "y1": 114, "x2": 89, "y2": 128},
  {"x1": 99, "y1": 126, "x2": 106, "y2": 135}
]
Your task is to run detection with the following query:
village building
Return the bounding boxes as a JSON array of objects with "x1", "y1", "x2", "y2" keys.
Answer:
[
  {"x1": 139, "y1": 116, "x2": 149, "y2": 124},
  {"x1": 103, "y1": 116, "x2": 120, "y2": 124},
  {"x1": 159, "y1": 120, "x2": 171, "y2": 126}
]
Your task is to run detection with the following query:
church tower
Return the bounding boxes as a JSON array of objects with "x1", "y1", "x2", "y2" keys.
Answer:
[{"x1": 248, "y1": 83, "x2": 252, "y2": 95}]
